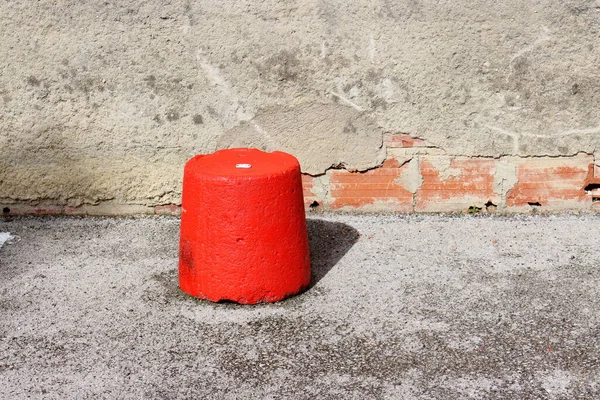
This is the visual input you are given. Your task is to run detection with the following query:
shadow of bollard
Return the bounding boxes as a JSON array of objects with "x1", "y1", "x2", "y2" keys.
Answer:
[{"x1": 306, "y1": 218, "x2": 360, "y2": 288}]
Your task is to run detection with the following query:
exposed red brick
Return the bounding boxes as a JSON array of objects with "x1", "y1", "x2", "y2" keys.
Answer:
[
  {"x1": 63, "y1": 206, "x2": 83, "y2": 215},
  {"x1": 32, "y1": 207, "x2": 63, "y2": 215},
  {"x1": 64, "y1": 204, "x2": 153, "y2": 215},
  {"x1": 506, "y1": 156, "x2": 591, "y2": 209},
  {"x1": 385, "y1": 134, "x2": 427, "y2": 148},
  {"x1": 63, "y1": 206, "x2": 81, "y2": 215},
  {"x1": 154, "y1": 204, "x2": 181, "y2": 215},
  {"x1": 301, "y1": 174, "x2": 318, "y2": 206},
  {"x1": 0, "y1": 204, "x2": 63, "y2": 215},
  {"x1": 329, "y1": 157, "x2": 413, "y2": 211},
  {"x1": 416, "y1": 157, "x2": 499, "y2": 212}
]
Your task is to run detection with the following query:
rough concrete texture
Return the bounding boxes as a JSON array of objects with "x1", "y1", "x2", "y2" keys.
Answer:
[
  {"x1": 1, "y1": 1, "x2": 600, "y2": 208},
  {"x1": 1, "y1": 214, "x2": 600, "y2": 399}
]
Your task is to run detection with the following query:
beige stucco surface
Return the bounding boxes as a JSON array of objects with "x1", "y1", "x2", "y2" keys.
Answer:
[{"x1": 1, "y1": 1, "x2": 599, "y2": 207}]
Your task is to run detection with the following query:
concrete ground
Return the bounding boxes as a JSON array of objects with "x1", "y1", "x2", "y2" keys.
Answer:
[{"x1": 1, "y1": 214, "x2": 599, "y2": 399}]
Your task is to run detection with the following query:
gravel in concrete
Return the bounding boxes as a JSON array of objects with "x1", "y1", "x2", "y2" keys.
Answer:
[{"x1": 1, "y1": 214, "x2": 599, "y2": 399}]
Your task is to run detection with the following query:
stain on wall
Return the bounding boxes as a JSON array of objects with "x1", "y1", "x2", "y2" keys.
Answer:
[{"x1": 216, "y1": 103, "x2": 386, "y2": 175}]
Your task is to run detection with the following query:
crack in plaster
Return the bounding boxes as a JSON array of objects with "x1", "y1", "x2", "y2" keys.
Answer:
[{"x1": 317, "y1": 172, "x2": 331, "y2": 210}]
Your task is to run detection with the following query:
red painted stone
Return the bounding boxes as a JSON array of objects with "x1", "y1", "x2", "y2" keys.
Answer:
[{"x1": 179, "y1": 148, "x2": 311, "y2": 304}]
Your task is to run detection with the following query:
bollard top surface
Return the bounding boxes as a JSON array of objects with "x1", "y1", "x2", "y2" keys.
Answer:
[{"x1": 186, "y1": 148, "x2": 300, "y2": 178}]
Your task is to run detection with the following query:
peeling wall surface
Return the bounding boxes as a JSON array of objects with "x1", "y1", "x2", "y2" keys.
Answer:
[{"x1": 1, "y1": 1, "x2": 599, "y2": 213}]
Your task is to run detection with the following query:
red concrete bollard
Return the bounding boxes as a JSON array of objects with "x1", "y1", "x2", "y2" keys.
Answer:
[{"x1": 178, "y1": 148, "x2": 311, "y2": 304}]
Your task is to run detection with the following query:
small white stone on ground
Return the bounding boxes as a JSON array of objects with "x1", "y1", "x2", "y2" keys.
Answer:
[{"x1": 0, "y1": 232, "x2": 13, "y2": 249}]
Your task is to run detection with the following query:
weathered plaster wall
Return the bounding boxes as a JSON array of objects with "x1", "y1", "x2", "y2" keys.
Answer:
[{"x1": 1, "y1": 1, "x2": 599, "y2": 212}]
